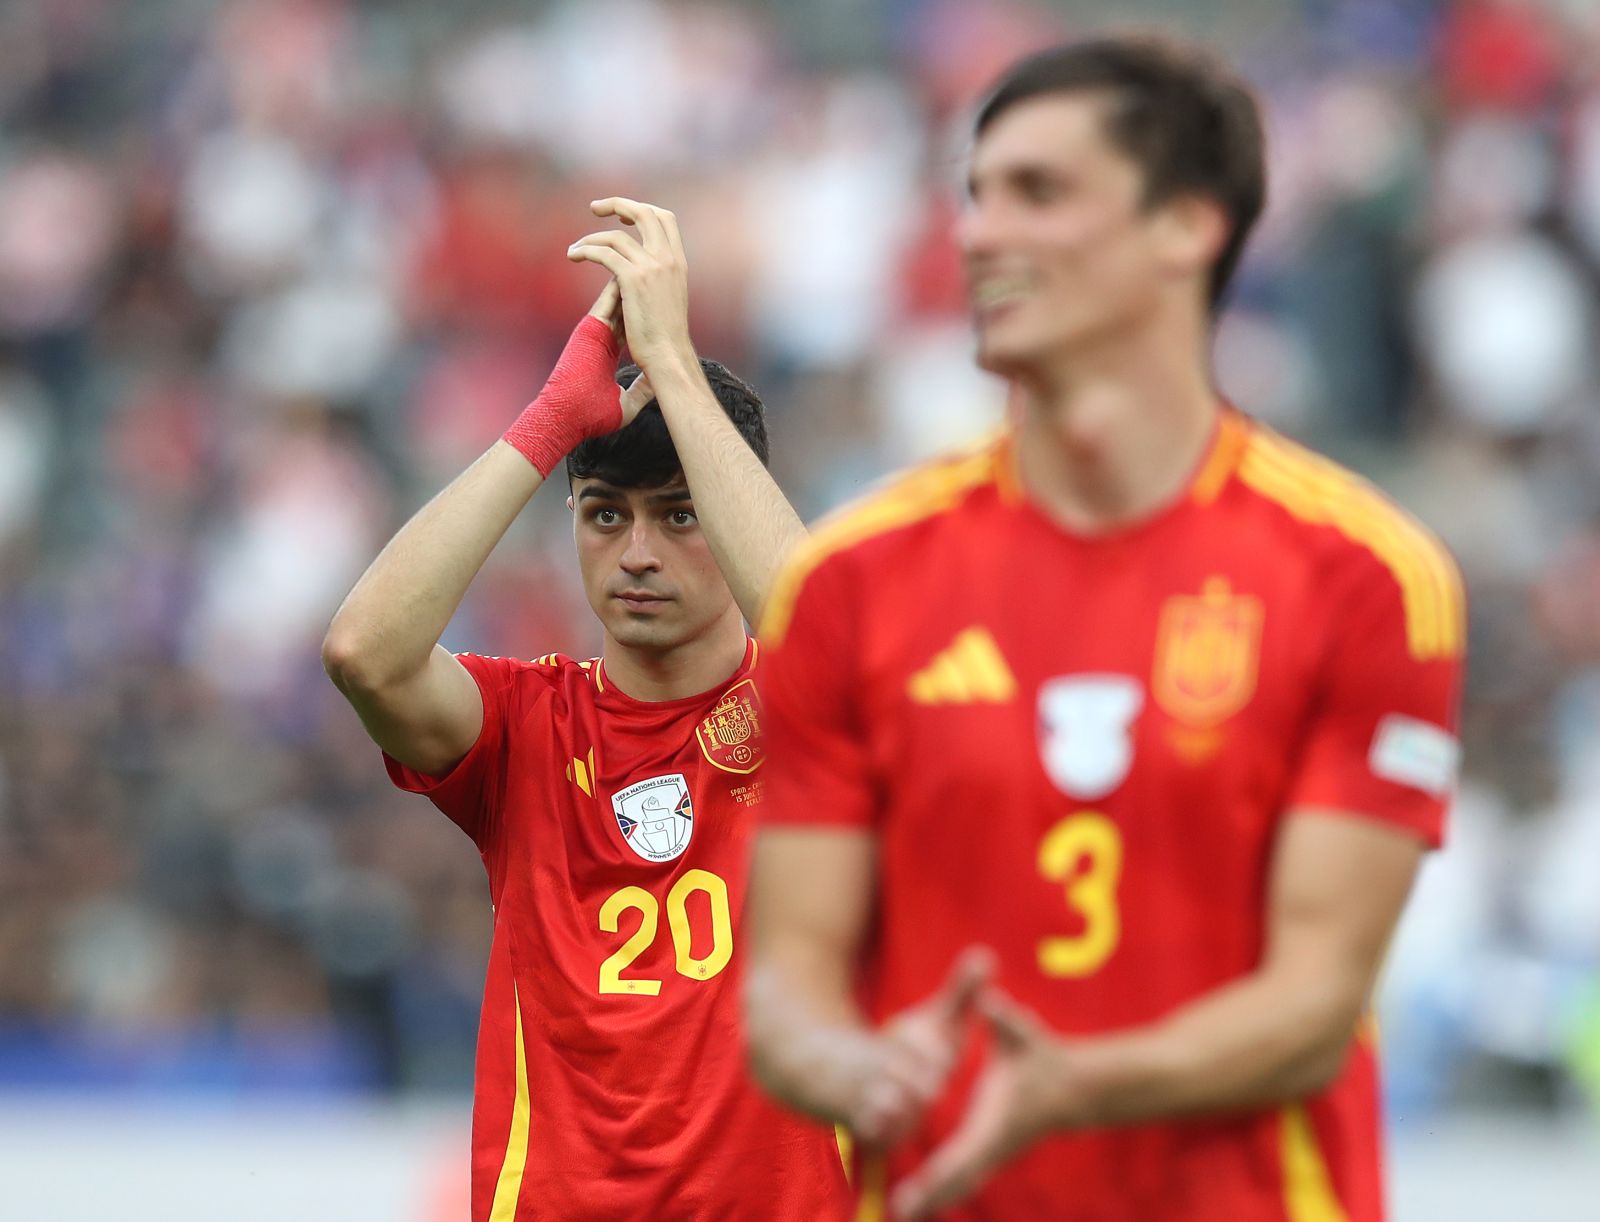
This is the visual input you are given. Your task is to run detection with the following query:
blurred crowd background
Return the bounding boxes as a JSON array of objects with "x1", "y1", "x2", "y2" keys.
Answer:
[{"x1": 2, "y1": 0, "x2": 1599, "y2": 1134}]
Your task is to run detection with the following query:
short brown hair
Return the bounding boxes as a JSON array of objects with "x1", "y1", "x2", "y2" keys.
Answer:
[{"x1": 975, "y1": 37, "x2": 1266, "y2": 309}]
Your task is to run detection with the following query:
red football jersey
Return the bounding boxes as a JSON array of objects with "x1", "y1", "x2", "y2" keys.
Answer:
[
  {"x1": 759, "y1": 412, "x2": 1465, "y2": 1221},
  {"x1": 386, "y1": 638, "x2": 849, "y2": 1221}
]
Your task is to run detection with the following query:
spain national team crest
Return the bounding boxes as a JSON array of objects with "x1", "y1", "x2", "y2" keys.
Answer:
[
  {"x1": 696, "y1": 678, "x2": 764, "y2": 774},
  {"x1": 1153, "y1": 577, "x2": 1263, "y2": 728},
  {"x1": 611, "y1": 773, "x2": 694, "y2": 863}
]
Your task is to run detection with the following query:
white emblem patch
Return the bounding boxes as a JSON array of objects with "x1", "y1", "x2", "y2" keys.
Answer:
[
  {"x1": 611, "y1": 773, "x2": 695, "y2": 863},
  {"x1": 1369, "y1": 715, "x2": 1460, "y2": 796},
  {"x1": 1038, "y1": 675, "x2": 1144, "y2": 800}
]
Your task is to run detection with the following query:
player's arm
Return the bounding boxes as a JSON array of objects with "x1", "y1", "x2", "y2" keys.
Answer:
[
  {"x1": 1062, "y1": 809, "x2": 1423, "y2": 1118},
  {"x1": 568, "y1": 198, "x2": 806, "y2": 625},
  {"x1": 323, "y1": 284, "x2": 643, "y2": 775},
  {"x1": 746, "y1": 828, "x2": 881, "y2": 1119},
  {"x1": 745, "y1": 552, "x2": 988, "y2": 1145},
  {"x1": 748, "y1": 828, "x2": 994, "y2": 1146}
]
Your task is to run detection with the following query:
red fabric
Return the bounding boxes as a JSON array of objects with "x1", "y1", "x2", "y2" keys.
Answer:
[
  {"x1": 500, "y1": 315, "x2": 623, "y2": 477},
  {"x1": 760, "y1": 414, "x2": 1464, "y2": 1221},
  {"x1": 386, "y1": 643, "x2": 848, "y2": 1221}
]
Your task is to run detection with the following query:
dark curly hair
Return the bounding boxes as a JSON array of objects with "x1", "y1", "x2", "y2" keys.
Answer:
[{"x1": 565, "y1": 357, "x2": 769, "y2": 488}]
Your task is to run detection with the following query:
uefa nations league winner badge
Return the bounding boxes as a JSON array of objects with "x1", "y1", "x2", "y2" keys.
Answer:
[{"x1": 611, "y1": 773, "x2": 695, "y2": 863}]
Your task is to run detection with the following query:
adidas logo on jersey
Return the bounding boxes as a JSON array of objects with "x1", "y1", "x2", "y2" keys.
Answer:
[
  {"x1": 908, "y1": 628, "x2": 1017, "y2": 705},
  {"x1": 567, "y1": 747, "x2": 596, "y2": 796}
]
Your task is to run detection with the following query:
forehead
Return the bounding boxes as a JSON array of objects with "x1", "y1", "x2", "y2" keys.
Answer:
[{"x1": 970, "y1": 92, "x2": 1126, "y2": 182}]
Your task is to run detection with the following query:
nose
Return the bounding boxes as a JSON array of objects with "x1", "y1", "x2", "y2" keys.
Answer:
[
  {"x1": 956, "y1": 197, "x2": 1001, "y2": 259},
  {"x1": 619, "y1": 518, "x2": 663, "y2": 575}
]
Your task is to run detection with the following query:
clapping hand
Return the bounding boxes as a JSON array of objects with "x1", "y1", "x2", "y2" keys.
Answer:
[
  {"x1": 842, "y1": 948, "x2": 994, "y2": 1149},
  {"x1": 892, "y1": 986, "x2": 1081, "y2": 1219}
]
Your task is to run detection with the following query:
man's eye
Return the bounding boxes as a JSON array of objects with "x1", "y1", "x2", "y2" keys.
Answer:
[
  {"x1": 594, "y1": 508, "x2": 620, "y2": 526},
  {"x1": 670, "y1": 510, "x2": 697, "y2": 527}
]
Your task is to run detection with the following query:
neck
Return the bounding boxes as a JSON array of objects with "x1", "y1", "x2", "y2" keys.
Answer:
[
  {"x1": 601, "y1": 606, "x2": 748, "y2": 702},
  {"x1": 1007, "y1": 307, "x2": 1219, "y2": 533}
]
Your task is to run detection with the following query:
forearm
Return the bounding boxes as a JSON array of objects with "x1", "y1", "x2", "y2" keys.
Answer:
[
  {"x1": 1063, "y1": 965, "x2": 1359, "y2": 1128},
  {"x1": 648, "y1": 355, "x2": 807, "y2": 625},
  {"x1": 745, "y1": 961, "x2": 874, "y2": 1124},
  {"x1": 324, "y1": 442, "x2": 541, "y2": 689}
]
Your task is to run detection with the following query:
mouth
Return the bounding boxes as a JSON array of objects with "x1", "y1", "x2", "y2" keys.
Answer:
[
  {"x1": 613, "y1": 591, "x2": 672, "y2": 613},
  {"x1": 969, "y1": 273, "x2": 1035, "y2": 320}
]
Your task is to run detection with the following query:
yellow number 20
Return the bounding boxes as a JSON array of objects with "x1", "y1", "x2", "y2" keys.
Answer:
[
  {"x1": 598, "y1": 869, "x2": 734, "y2": 995},
  {"x1": 1036, "y1": 813, "x2": 1122, "y2": 977}
]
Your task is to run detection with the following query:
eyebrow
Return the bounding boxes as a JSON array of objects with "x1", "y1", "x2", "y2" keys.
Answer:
[
  {"x1": 969, "y1": 161, "x2": 1059, "y2": 198},
  {"x1": 576, "y1": 484, "x2": 693, "y2": 505}
]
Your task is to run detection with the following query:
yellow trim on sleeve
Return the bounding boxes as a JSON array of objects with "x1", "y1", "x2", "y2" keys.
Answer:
[
  {"x1": 1238, "y1": 432, "x2": 1465, "y2": 661},
  {"x1": 1280, "y1": 1104, "x2": 1351, "y2": 1222},
  {"x1": 761, "y1": 438, "x2": 1005, "y2": 646},
  {"x1": 488, "y1": 985, "x2": 531, "y2": 1222}
]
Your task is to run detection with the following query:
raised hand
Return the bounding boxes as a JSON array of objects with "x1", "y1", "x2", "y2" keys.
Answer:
[
  {"x1": 587, "y1": 277, "x2": 656, "y2": 428},
  {"x1": 891, "y1": 986, "x2": 1082, "y2": 1220},
  {"x1": 568, "y1": 197, "x2": 694, "y2": 380}
]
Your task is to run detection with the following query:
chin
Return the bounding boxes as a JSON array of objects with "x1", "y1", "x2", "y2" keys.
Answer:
[
  {"x1": 607, "y1": 615, "x2": 689, "y2": 652},
  {"x1": 978, "y1": 307, "x2": 1116, "y2": 375},
  {"x1": 975, "y1": 327, "x2": 1052, "y2": 376}
]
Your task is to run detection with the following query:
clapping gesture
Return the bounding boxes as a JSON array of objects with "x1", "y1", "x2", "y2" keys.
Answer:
[
  {"x1": 843, "y1": 949, "x2": 995, "y2": 1148},
  {"x1": 893, "y1": 986, "x2": 1085, "y2": 1219}
]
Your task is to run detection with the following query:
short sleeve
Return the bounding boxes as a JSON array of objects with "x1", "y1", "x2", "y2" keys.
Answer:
[
  {"x1": 383, "y1": 652, "x2": 525, "y2": 849},
  {"x1": 1285, "y1": 551, "x2": 1466, "y2": 848},
  {"x1": 759, "y1": 551, "x2": 879, "y2": 831}
]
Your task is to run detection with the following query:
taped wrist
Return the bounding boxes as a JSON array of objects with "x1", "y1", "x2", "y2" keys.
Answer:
[{"x1": 502, "y1": 316, "x2": 623, "y2": 476}]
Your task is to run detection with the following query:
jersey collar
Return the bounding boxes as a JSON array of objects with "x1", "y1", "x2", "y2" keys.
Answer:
[
  {"x1": 593, "y1": 636, "x2": 757, "y2": 707},
  {"x1": 994, "y1": 404, "x2": 1251, "y2": 525}
]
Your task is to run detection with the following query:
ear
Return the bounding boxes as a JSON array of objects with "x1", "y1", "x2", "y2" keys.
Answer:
[
  {"x1": 566, "y1": 495, "x2": 575, "y2": 512},
  {"x1": 1157, "y1": 194, "x2": 1228, "y2": 280}
]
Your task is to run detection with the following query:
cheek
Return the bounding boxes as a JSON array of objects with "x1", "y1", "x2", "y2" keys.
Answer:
[
  {"x1": 674, "y1": 540, "x2": 734, "y2": 607},
  {"x1": 1047, "y1": 197, "x2": 1148, "y2": 267},
  {"x1": 1044, "y1": 231, "x2": 1163, "y2": 320},
  {"x1": 1058, "y1": 203, "x2": 1119, "y2": 246},
  {"x1": 575, "y1": 535, "x2": 616, "y2": 592}
]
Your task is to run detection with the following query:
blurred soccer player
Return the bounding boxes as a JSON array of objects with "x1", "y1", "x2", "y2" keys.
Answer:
[
  {"x1": 323, "y1": 198, "x2": 847, "y2": 1221},
  {"x1": 747, "y1": 38, "x2": 1464, "y2": 1221}
]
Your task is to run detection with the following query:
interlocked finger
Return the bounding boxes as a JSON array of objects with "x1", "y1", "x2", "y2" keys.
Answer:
[
  {"x1": 592, "y1": 197, "x2": 678, "y2": 259},
  {"x1": 586, "y1": 279, "x2": 622, "y2": 329},
  {"x1": 568, "y1": 229, "x2": 646, "y2": 263},
  {"x1": 566, "y1": 243, "x2": 629, "y2": 281}
]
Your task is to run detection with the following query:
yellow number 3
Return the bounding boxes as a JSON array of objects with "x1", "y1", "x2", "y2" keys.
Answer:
[
  {"x1": 1036, "y1": 812, "x2": 1122, "y2": 977},
  {"x1": 598, "y1": 869, "x2": 734, "y2": 996}
]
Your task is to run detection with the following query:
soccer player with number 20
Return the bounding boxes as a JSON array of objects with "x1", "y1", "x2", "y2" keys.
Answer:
[{"x1": 324, "y1": 197, "x2": 847, "y2": 1221}]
